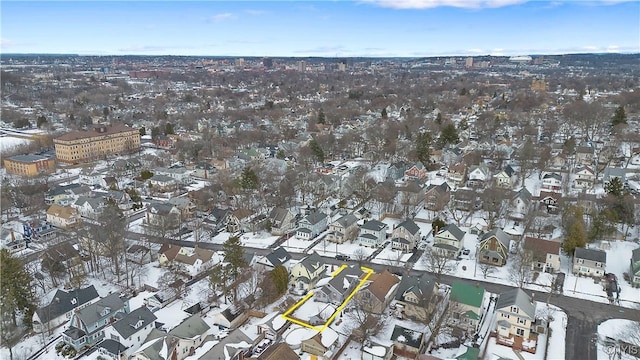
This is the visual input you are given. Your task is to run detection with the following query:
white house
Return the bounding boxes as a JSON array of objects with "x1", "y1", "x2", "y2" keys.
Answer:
[
  {"x1": 358, "y1": 220, "x2": 388, "y2": 248},
  {"x1": 33, "y1": 286, "x2": 100, "y2": 334},
  {"x1": 101, "y1": 306, "x2": 157, "y2": 358},
  {"x1": 296, "y1": 210, "x2": 328, "y2": 239},
  {"x1": 541, "y1": 172, "x2": 562, "y2": 192},
  {"x1": 46, "y1": 204, "x2": 80, "y2": 229},
  {"x1": 574, "y1": 166, "x2": 595, "y2": 190}
]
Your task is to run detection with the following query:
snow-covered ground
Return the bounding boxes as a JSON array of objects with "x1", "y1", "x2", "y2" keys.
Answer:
[
  {"x1": 597, "y1": 319, "x2": 640, "y2": 360},
  {"x1": 0, "y1": 135, "x2": 33, "y2": 153}
]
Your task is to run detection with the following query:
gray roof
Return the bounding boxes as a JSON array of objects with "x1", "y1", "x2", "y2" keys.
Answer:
[
  {"x1": 98, "y1": 339, "x2": 126, "y2": 356},
  {"x1": 603, "y1": 167, "x2": 626, "y2": 180},
  {"x1": 327, "y1": 266, "x2": 364, "y2": 296},
  {"x1": 300, "y1": 252, "x2": 325, "y2": 274},
  {"x1": 575, "y1": 247, "x2": 607, "y2": 263},
  {"x1": 149, "y1": 174, "x2": 176, "y2": 183},
  {"x1": 397, "y1": 219, "x2": 420, "y2": 235},
  {"x1": 111, "y1": 306, "x2": 157, "y2": 340},
  {"x1": 480, "y1": 228, "x2": 511, "y2": 248},
  {"x1": 74, "y1": 196, "x2": 103, "y2": 210},
  {"x1": 148, "y1": 202, "x2": 176, "y2": 215},
  {"x1": 265, "y1": 247, "x2": 292, "y2": 267},
  {"x1": 200, "y1": 328, "x2": 254, "y2": 359},
  {"x1": 495, "y1": 288, "x2": 535, "y2": 319},
  {"x1": 75, "y1": 293, "x2": 126, "y2": 329},
  {"x1": 438, "y1": 224, "x2": 465, "y2": 241},
  {"x1": 632, "y1": 248, "x2": 640, "y2": 264},
  {"x1": 361, "y1": 220, "x2": 387, "y2": 232},
  {"x1": 395, "y1": 273, "x2": 435, "y2": 302},
  {"x1": 47, "y1": 183, "x2": 81, "y2": 197},
  {"x1": 36, "y1": 285, "x2": 99, "y2": 323},
  {"x1": 543, "y1": 172, "x2": 562, "y2": 181},
  {"x1": 269, "y1": 207, "x2": 291, "y2": 223},
  {"x1": 303, "y1": 210, "x2": 327, "y2": 226},
  {"x1": 513, "y1": 187, "x2": 532, "y2": 202},
  {"x1": 333, "y1": 214, "x2": 358, "y2": 228},
  {"x1": 169, "y1": 315, "x2": 210, "y2": 339},
  {"x1": 8, "y1": 154, "x2": 51, "y2": 162}
]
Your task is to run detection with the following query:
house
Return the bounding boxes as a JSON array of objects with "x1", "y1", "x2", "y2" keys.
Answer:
[
  {"x1": 154, "y1": 166, "x2": 192, "y2": 184},
  {"x1": 257, "y1": 247, "x2": 293, "y2": 271},
  {"x1": 391, "y1": 325, "x2": 425, "y2": 358},
  {"x1": 41, "y1": 241, "x2": 86, "y2": 281},
  {"x1": 191, "y1": 161, "x2": 215, "y2": 179},
  {"x1": 495, "y1": 288, "x2": 536, "y2": 344},
  {"x1": 478, "y1": 229, "x2": 510, "y2": 266},
  {"x1": 404, "y1": 162, "x2": 427, "y2": 180},
  {"x1": 133, "y1": 315, "x2": 211, "y2": 360},
  {"x1": 362, "y1": 341, "x2": 393, "y2": 360},
  {"x1": 148, "y1": 174, "x2": 179, "y2": 192},
  {"x1": 46, "y1": 204, "x2": 80, "y2": 229},
  {"x1": 523, "y1": 237, "x2": 561, "y2": 273},
  {"x1": 391, "y1": 218, "x2": 421, "y2": 252},
  {"x1": 509, "y1": 187, "x2": 532, "y2": 221},
  {"x1": 1, "y1": 227, "x2": 27, "y2": 253},
  {"x1": 433, "y1": 224, "x2": 466, "y2": 258},
  {"x1": 358, "y1": 220, "x2": 388, "y2": 248},
  {"x1": 396, "y1": 180, "x2": 426, "y2": 212},
  {"x1": 494, "y1": 165, "x2": 516, "y2": 189},
  {"x1": 197, "y1": 328, "x2": 256, "y2": 360},
  {"x1": 102, "y1": 306, "x2": 157, "y2": 358},
  {"x1": 255, "y1": 311, "x2": 290, "y2": 341},
  {"x1": 394, "y1": 273, "x2": 440, "y2": 321},
  {"x1": 326, "y1": 213, "x2": 359, "y2": 244},
  {"x1": 355, "y1": 270, "x2": 400, "y2": 314},
  {"x1": 424, "y1": 183, "x2": 451, "y2": 211},
  {"x1": 296, "y1": 210, "x2": 328, "y2": 240},
  {"x1": 449, "y1": 281, "x2": 485, "y2": 334},
  {"x1": 630, "y1": 248, "x2": 640, "y2": 287},
  {"x1": 72, "y1": 196, "x2": 104, "y2": 220},
  {"x1": 290, "y1": 252, "x2": 326, "y2": 293},
  {"x1": 256, "y1": 342, "x2": 299, "y2": 360},
  {"x1": 211, "y1": 305, "x2": 249, "y2": 330},
  {"x1": 446, "y1": 163, "x2": 467, "y2": 188},
  {"x1": 97, "y1": 339, "x2": 127, "y2": 360},
  {"x1": 573, "y1": 247, "x2": 606, "y2": 277},
  {"x1": 267, "y1": 207, "x2": 295, "y2": 236},
  {"x1": 549, "y1": 153, "x2": 568, "y2": 169},
  {"x1": 153, "y1": 135, "x2": 174, "y2": 148},
  {"x1": 62, "y1": 293, "x2": 129, "y2": 351},
  {"x1": 539, "y1": 191, "x2": 561, "y2": 214},
  {"x1": 167, "y1": 197, "x2": 194, "y2": 219},
  {"x1": 573, "y1": 166, "x2": 595, "y2": 190},
  {"x1": 206, "y1": 207, "x2": 231, "y2": 232},
  {"x1": 575, "y1": 146, "x2": 594, "y2": 166},
  {"x1": 226, "y1": 208, "x2": 255, "y2": 233},
  {"x1": 315, "y1": 265, "x2": 365, "y2": 305},
  {"x1": 33, "y1": 285, "x2": 100, "y2": 334},
  {"x1": 452, "y1": 188, "x2": 477, "y2": 211},
  {"x1": 603, "y1": 167, "x2": 626, "y2": 186},
  {"x1": 467, "y1": 164, "x2": 491, "y2": 189},
  {"x1": 146, "y1": 202, "x2": 181, "y2": 232},
  {"x1": 173, "y1": 247, "x2": 217, "y2": 277},
  {"x1": 386, "y1": 161, "x2": 408, "y2": 181},
  {"x1": 157, "y1": 244, "x2": 191, "y2": 266},
  {"x1": 541, "y1": 173, "x2": 562, "y2": 192},
  {"x1": 301, "y1": 328, "x2": 339, "y2": 358}
]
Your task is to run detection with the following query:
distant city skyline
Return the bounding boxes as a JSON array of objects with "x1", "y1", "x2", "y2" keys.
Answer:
[{"x1": 1, "y1": 1, "x2": 639, "y2": 57}]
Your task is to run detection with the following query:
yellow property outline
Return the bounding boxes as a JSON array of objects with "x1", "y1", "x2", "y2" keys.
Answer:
[{"x1": 281, "y1": 264, "x2": 374, "y2": 332}]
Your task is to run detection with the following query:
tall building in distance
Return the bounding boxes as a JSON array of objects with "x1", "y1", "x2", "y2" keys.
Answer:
[
  {"x1": 235, "y1": 58, "x2": 245, "y2": 68},
  {"x1": 53, "y1": 124, "x2": 140, "y2": 164},
  {"x1": 297, "y1": 60, "x2": 305, "y2": 72},
  {"x1": 465, "y1": 57, "x2": 474, "y2": 68}
]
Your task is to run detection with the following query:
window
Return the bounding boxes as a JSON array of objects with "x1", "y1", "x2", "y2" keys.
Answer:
[
  {"x1": 511, "y1": 306, "x2": 518, "y2": 313},
  {"x1": 518, "y1": 318, "x2": 526, "y2": 325},
  {"x1": 516, "y1": 328, "x2": 525, "y2": 336},
  {"x1": 577, "y1": 259, "x2": 584, "y2": 264}
]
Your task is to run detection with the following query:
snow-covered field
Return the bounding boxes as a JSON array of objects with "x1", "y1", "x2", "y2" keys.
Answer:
[
  {"x1": 0, "y1": 135, "x2": 33, "y2": 153},
  {"x1": 597, "y1": 319, "x2": 640, "y2": 360}
]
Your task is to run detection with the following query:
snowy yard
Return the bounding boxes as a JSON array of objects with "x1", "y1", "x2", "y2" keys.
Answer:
[{"x1": 597, "y1": 319, "x2": 640, "y2": 360}]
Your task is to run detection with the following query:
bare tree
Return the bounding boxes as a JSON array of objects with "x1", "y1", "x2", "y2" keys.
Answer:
[
  {"x1": 421, "y1": 248, "x2": 455, "y2": 281},
  {"x1": 478, "y1": 263, "x2": 496, "y2": 279},
  {"x1": 508, "y1": 248, "x2": 534, "y2": 288},
  {"x1": 344, "y1": 297, "x2": 388, "y2": 343}
]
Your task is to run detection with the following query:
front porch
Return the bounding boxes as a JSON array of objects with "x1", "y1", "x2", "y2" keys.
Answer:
[{"x1": 494, "y1": 332, "x2": 538, "y2": 354}]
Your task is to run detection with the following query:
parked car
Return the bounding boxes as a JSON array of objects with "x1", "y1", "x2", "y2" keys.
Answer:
[{"x1": 335, "y1": 254, "x2": 350, "y2": 261}]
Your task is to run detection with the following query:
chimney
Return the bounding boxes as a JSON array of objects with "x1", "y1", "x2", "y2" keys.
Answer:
[{"x1": 10, "y1": 229, "x2": 15, "y2": 242}]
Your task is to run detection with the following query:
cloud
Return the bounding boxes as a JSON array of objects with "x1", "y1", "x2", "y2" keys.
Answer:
[
  {"x1": 362, "y1": 0, "x2": 637, "y2": 9},
  {"x1": 245, "y1": 9, "x2": 268, "y2": 16},
  {"x1": 209, "y1": 13, "x2": 236, "y2": 22},
  {"x1": 361, "y1": 0, "x2": 526, "y2": 9}
]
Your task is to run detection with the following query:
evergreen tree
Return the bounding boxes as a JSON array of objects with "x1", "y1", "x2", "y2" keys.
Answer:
[
  {"x1": 139, "y1": 126, "x2": 146, "y2": 136},
  {"x1": 239, "y1": 167, "x2": 259, "y2": 190},
  {"x1": 415, "y1": 132, "x2": 432, "y2": 167},
  {"x1": 270, "y1": 265, "x2": 289, "y2": 295},
  {"x1": 36, "y1": 115, "x2": 48, "y2": 128},
  {"x1": 222, "y1": 236, "x2": 247, "y2": 280},
  {"x1": 435, "y1": 112, "x2": 442, "y2": 125},
  {"x1": 309, "y1": 138, "x2": 325, "y2": 163},
  {"x1": 0, "y1": 249, "x2": 36, "y2": 326},
  {"x1": 317, "y1": 109, "x2": 326, "y2": 124},
  {"x1": 459, "y1": 87, "x2": 467, "y2": 96},
  {"x1": 563, "y1": 220, "x2": 586, "y2": 255},
  {"x1": 164, "y1": 122, "x2": 175, "y2": 135},
  {"x1": 432, "y1": 217, "x2": 447, "y2": 234},
  {"x1": 611, "y1": 105, "x2": 627, "y2": 127},
  {"x1": 438, "y1": 123, "x2": 460, "y2": 147},
  {"x1": 381, "y1": 107, "x2": 388, "y2": 119},
  {"x1": 605, "y1": 177, "x2": 624, "y2": 198}
]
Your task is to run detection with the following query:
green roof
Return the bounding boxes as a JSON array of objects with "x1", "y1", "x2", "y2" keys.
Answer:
[
  {"x1": 456, "y1": 346, "x2": 480, "y2": 360},
  {"x1": 451, "y1": 281, "x2": 484, "y2": 308},
  {"x1": 462, "y1": 309, "x2": 480, "y2": 320}
]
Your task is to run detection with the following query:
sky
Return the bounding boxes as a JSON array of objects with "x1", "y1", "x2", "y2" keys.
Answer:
[{"x1": 1, "y1": 0, "x2": 639, "y2": 57}]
